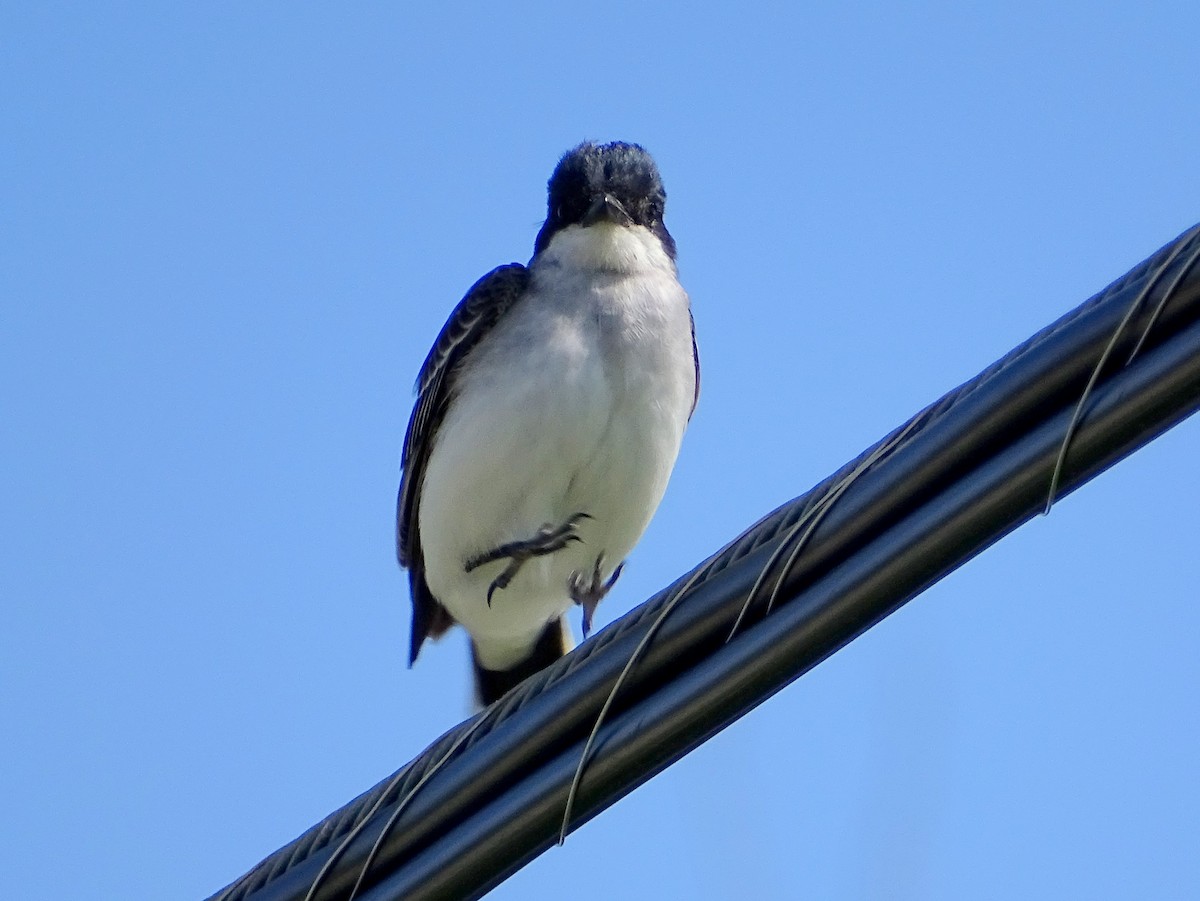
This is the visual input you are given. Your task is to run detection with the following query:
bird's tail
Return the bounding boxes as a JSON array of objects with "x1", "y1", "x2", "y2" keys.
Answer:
[{"x1": 471, "y1": 617, "x2": 571, "y2": 707}]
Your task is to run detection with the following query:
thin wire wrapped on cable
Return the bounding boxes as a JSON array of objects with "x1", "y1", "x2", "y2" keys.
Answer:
[
  {"x1": 1045, "y1": 224, "x2": 1200, "y2": 512},
  {"x1": 207, "y1": 222, "x2": 1200, "y2": 901}
]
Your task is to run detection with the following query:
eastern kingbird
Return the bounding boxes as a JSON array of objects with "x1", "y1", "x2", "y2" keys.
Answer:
[{"x1": 398, "y1": 141, "x2": 699, "y2": 705}]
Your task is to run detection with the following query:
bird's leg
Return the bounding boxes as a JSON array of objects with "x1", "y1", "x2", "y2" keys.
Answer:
[
  {"x1": 569, "y1": 555, "x2": 624, "y2": 638},
  {"x1": 465, "y1": 512, "x2": 591, "y2": 606}
]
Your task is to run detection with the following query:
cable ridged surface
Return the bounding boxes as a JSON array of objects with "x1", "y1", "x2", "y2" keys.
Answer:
[{"x1": 208, "y1": 223, "x2": 1200, "y2": 901}]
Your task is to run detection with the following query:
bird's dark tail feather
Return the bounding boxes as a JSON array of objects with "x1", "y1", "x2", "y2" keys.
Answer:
[{"x1": 471, "y1": 617, "x2": 570, "y2": 707}]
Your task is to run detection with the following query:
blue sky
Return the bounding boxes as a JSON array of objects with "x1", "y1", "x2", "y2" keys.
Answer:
[{"x1": 4, "y1": 4, "x2": 1199, "y2": 899}]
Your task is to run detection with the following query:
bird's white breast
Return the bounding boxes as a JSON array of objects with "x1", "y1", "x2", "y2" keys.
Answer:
[{"x1": 418, "y1": 223, "x2": 695, "y2": 668}]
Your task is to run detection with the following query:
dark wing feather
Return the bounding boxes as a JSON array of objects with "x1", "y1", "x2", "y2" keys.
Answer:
[
  {"x1": 397, "y1": 263, "x2": 530, "y2": 664},
  {"x1": 688, "y1": 307, "x2": 700, "y2": 419}
]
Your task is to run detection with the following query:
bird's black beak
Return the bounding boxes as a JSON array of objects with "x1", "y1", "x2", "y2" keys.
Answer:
[{"x1": 583, "y1": 193, "x2": 633, "y2": 227}]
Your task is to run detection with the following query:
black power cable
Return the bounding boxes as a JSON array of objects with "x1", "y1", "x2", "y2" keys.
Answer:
[{"x1": 208, "y1": 223, "x2": 1200, "y2": 901}]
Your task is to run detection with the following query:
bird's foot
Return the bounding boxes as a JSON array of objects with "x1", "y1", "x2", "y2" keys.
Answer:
[
  {"x1": 569, "y1": 555, "x2": 623, "y2": 637},
  {"x1": 465, "y1": 512, "x2": 591, "y2": 606}
]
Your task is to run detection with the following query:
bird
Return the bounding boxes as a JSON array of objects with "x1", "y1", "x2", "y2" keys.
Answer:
[{"x1": 397, "y1": 141, "x2": 699, "y2": 706}]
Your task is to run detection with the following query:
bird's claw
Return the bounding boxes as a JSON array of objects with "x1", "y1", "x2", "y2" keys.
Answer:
[
  {"x1": 569, "y1": 556, "x2": 623, "y2": 637},
  {"x1": 465, "y1": 512, "x2": 592, "y2": 605}
]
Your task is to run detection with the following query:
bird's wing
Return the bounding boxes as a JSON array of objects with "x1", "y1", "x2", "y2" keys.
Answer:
[
  {"x1": 688, "y1": 306, "x2": 700, "y2": 419},
  {"x1": 397, "y1": 263, "x2": 530, "y2": 665}
]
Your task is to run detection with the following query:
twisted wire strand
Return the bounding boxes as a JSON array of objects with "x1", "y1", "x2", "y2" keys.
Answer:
[{"x1": 208, "y1": 223, "x2": 1200, "y2": 901}]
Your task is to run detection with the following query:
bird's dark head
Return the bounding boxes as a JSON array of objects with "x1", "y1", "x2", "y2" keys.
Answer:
[{"x1": 533, "y1": 141, "x2": 675, "y2": 261}]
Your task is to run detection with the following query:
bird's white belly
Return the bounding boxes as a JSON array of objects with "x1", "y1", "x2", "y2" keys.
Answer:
[{"x1": 418, "y1": 277, "x2": 692, "y2": 668}]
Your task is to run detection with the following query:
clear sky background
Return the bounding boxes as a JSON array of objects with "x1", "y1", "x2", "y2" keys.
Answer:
[{"x1": 4, "y1": 4, "x2": 1199, "y2": 900}]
